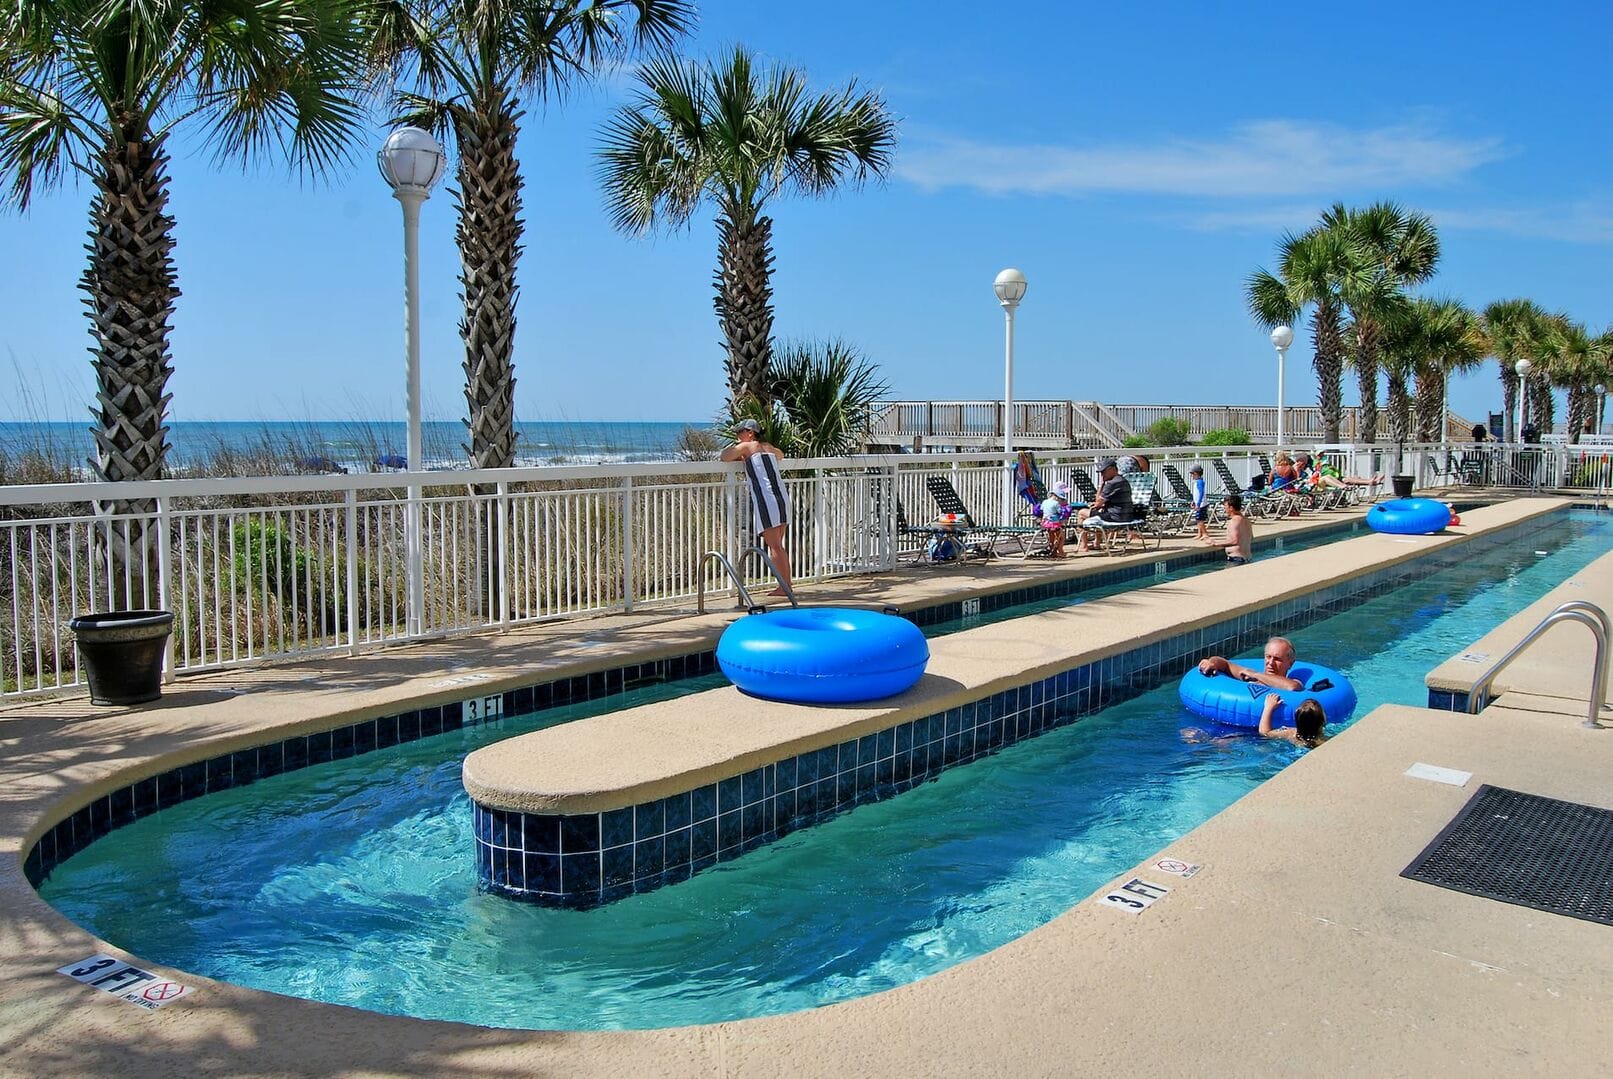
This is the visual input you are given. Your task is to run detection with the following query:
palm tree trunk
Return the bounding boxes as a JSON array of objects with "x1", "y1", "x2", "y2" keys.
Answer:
[
  {"x1": 1354, "y1": 321, "x2": 1379, "y2": 444},
  {"x1": 1311, "y1": 302, "x2": 1345, "y2": 443},
  {"x1": 1529, "y1": 374, "x2": 1554, "y2": 433},
  {"x1": 1567, "y1": 388, "x2": 1588, "y2": 445},
  {"x1": 1500, "y1": 366, "x2": 1517, "y2": 442},
  {"x1": 1386, "y1": 376, "x2": 1412, "y2": 446},
  {"x1": 1413, "y1": 368, "x2": 1442, "y2": 442},
  {"x1": 455, "y1": 98, "x2": 522, "y2": 472},
  {"x1": 714, "y1": 209, "x2": 776, "y2": 412},
  {"x1": 454, "y1": 96, "x2": 522, "y2": 621},
  {"x1": 83, "y1": 124, "x2": 178, "y2": 610}
]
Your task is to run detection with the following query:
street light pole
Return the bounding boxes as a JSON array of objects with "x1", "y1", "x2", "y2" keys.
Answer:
[
  {"x1": 1515, "y1": 358, "x2": 1532, "y2": 444},
  {"x1": 994, "y1": 268, "x2": 1027, "y2": 525},
  {"x1": 1270, "y1": 325, "x2": 1293, "y2": 447},
  {"x1": 378, "y1": 127, "x2": 446, "y2": 637}
]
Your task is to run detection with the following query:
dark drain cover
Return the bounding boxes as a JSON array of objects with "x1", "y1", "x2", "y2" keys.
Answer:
[{"x1": 1401, "y1": 784, "x2": 1613, "y2": 927}]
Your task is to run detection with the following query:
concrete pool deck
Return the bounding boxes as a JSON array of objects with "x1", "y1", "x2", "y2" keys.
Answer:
[{"x1": 3, "y1": 495, "x2": 1611, "y2": 1076}]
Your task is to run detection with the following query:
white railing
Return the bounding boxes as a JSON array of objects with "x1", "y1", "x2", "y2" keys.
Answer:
[
  {"x1": 10, "y1": 442, "x2": 1561, "y2": 700},
  {"x1": 868, "y1": 402, "x2": 1477, "y2": 448}
]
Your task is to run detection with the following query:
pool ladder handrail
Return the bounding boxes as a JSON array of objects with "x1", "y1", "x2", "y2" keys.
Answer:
[
  {"x1": 1466, "y1": 600, "x2": 1610, "y2": 729},
  {"x1": 696, "y1": 547, "x2": 799, "y2": 613}
]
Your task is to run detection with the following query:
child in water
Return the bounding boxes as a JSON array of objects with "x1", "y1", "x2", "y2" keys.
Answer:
[{"x1": 1258, "y1": 693, "x2": 1328, "y2": 748}]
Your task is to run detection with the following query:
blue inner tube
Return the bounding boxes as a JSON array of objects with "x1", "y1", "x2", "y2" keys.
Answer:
[
  {"x1": 717, "y1": 608, "x2": 929, "y2": 704},
  {"x1": 1178, "y1": 659, "x2": 1358, "y2": 729},
  {"x1": 1367, "y1": 497, "x2": 1451, "y2": 535}
]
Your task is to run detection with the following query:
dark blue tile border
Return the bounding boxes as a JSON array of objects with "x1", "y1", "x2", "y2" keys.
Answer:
[{"x1": 472, "y1": 508, "x2": 1544, "y2": 908}]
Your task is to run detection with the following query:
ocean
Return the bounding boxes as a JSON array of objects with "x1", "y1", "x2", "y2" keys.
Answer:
[{"x1": 0, "y1": 420, "x2": 709, "y2": 474}]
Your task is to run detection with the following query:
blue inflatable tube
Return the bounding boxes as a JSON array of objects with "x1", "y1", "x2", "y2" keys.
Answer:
[
  {"x1": 1178, "y1": 659, "x2": 1357, "y2": 729},
  {"x1": 1366, "y1": 497, "x2": 1451, "y2": 535},
  {"x1": 717, "y1": 608, "x2": 929, "y2": 703}
]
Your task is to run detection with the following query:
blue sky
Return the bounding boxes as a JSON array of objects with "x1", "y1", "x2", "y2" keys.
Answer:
[{"x1": 4, "y1": 0, "x2": 1611, "y2": 429}]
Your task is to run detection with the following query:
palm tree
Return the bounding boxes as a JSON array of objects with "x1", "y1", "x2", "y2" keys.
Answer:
[
  {"x1": 1481, "y1": 299, "x2": 1549, "y2": 442},
  {"x1": 380, "y1": 0, "x2": 694, "y2": 471},
  {"x1": 767, "y1": 338, "x2": 890, "y2": 458},
  {"x1": 1, "y1": 0, "x2": 369, "y2": 602},
  {"x1": 1539, "y1": 318, "x2": 1605, "y2": 443},
  {"x1": 1381, "y1": 297, "x2": 1485, "y2": 448},
  {"x1": 1410, "y1": 299, "x2": 1486, "y2": 442},
  {"x1": 1246, "y1": 227, "x2": 1358, "y2": 443},
  {"x1": 1322, "y1": 202, "x2": 1441, "y2": 445},
  {"x1": 599, "y1": 46, "x2": 897, "y2": 416}
]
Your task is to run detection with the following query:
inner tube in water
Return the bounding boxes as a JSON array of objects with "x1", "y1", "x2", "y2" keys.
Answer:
[
  {"x1": 1178, "y1": 659, "x2": 1357, "y2": 729},
  {"x1": 717, "y1": 607, "x2": 929, "y2": 703},
  {"x1": 1367, "y1": 497, "x2": 1451, "y2": 535}
]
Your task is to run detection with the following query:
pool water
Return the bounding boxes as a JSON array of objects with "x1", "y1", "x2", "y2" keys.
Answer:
[{"x1": 39, "y1": 510, "x2": 1613, "y2": 1030}]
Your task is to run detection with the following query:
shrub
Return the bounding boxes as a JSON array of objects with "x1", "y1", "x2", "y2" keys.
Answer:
[
  {"x1": 1200, "y1": 428, "x2": 1251, "y2": 446},
  {"x1": 1124, "y1": 417, "x2": 1193, "y2": 448}
]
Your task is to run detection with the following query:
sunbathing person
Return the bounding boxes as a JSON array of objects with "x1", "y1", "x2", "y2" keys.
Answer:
[
  {"x1": 1258, "y1": 693, "x2": 1329, "y2": 748},
  {"x1": 1304, "y1": 452, "x2": 1382, "y2": 490},
  {"x1": 1197, "y1": 635, "x2": 1302, "y2": 690}
]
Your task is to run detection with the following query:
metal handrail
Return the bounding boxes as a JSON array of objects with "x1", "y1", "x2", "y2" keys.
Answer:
[
  {"x1": 695, "y1": 547, "x2": 799, "y2": 614},
  {"x1": 1467, "y1": 601, "x2": 1610, "y2": 729}
]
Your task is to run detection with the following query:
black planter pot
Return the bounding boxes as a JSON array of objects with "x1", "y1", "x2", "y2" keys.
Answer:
[
  {"x1": 1391, "y1": 475, "x2": 1416, "y2": 499},
  {"x1": 68, "y1": 610, "x2": 174, "y2": 706}
]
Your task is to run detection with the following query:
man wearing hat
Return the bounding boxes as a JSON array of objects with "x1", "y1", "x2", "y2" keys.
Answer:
[
  {"x1": 1074, "y1": 456, "x2": 1134, "y2": 551},
  {"x1": 720, "y1": 419, "x2": 793, "y2": 595}
]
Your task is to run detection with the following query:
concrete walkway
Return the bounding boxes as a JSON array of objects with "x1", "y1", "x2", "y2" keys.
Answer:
[{"x1": 3, "y1": 496, "x2": 1611, "y2": 1077}]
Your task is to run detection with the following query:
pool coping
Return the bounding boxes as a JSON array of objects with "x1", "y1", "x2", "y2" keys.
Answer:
[{"x1": 6, "y1": 494, "x2": 1612, "y2": 1076}]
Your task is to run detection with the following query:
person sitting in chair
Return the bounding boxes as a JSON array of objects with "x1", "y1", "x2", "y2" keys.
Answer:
[{"x1": 1075, "y1": 457, "x2": 1134, "y2": 551}]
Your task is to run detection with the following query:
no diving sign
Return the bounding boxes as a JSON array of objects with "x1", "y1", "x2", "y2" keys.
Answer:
[{"x1": 58, "y1": 955, "x2": 194, "y2": 1011}]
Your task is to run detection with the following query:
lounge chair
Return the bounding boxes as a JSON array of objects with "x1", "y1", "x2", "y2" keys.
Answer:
[
  {"x1": 1078, "y1": 471, "x2": 1157, "y2": 553},
  {"x1": 925, "y1": 474, "x2": 1038, "y2": 555},
  {"x1": 1211, "y1": 459, "x2": 1294, "y2": 519}
]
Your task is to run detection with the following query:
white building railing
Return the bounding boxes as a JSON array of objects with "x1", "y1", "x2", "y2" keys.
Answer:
[{"x1": 4, "y1": 443, "x2": 1582, "y2": 701}]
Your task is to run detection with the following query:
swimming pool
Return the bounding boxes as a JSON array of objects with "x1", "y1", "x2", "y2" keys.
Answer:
[{"x1": 38, "y1": 508, "x2": 1609, "y2": 1030}]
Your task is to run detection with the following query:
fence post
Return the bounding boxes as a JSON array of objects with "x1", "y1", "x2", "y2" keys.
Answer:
[
  {"x1": 724, "y1": 468, "x2": 740, "y2": 599},
  {"x1": 496, "y1": 481, "x2": 510, "y2": 628},
  {"x1": 621, "y1": 474, "x2": 635, "y2": 613},
  {"x1": 156, "y1": 495, "x2": 174, "y2": 682},
  {"x1": 345, "y1": 488, "x2": 359, "y2": 653}
]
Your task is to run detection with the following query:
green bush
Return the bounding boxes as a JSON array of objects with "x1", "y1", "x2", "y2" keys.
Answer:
[
  {"x1": 1200, "y1": 427, "x2": 1251, "y2": 446},
  {"x1": 1123, "y1": 417, "x2": 1193, "y2": 448}
]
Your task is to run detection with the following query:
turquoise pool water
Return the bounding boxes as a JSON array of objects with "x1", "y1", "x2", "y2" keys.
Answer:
[{"x1": 39, "y1": 509, "x2": 1612, "y2": 1030}]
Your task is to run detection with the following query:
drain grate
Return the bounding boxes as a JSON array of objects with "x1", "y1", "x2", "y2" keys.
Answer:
[{"x1": 1401, "y1": 784, "x2": 1613, "y2": 926}]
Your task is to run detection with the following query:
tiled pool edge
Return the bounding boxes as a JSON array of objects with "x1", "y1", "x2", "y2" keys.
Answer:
[
  {"x1": 471, "y1": 510, "x2": 1555, "y2": 908},
  {"x1": 21, "y1": 515, "x2": 1364, "y2": 889}
]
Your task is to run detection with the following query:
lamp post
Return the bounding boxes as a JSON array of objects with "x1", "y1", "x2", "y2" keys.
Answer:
[
  {"x1": 378, "y1": 126, "x2": 446, "y2": 636},
  {"x1": 1515, "y1": 358, "x2": 1532, "y2": 444},
  {"x1": 1270, "y1": 324, "x2": 1293, "y2": 447},
  {"x1": 994, "y1": 268, "x2": 1027, "y2": 524}
]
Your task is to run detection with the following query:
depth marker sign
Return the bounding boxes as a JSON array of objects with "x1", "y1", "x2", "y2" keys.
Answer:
[
  {"x1": 1097, "y1": 877, "x2": 1170, "y2": 913},
  {"x1": 58, "y1": 955, "x2": 194, "y2": 1011}
]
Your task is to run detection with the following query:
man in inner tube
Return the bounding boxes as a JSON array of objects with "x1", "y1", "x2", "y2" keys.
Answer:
[{"x1": 1197, "y1": 636, "x2": 1303, "y2": 691}]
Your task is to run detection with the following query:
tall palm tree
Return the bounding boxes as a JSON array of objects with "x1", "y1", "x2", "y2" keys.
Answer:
[
  {"x1": 1, "y1": 0, "x2": 369, "y2": 602},
  {"x1": 1246, "y1": 227, "x2": 1358, "y2": 443},
  {"x1": 1381, "y1": 297, "x2": 1485, "y2": 447},
  {"x1": 1481, "y1": 299, "x2": 1555, "y2": 442},
  {"x1": 599, "y1": 46, "x2": 897, "y2": 416},
  {"x1": 1540, "y1": 317, "x2": 1602, "y2": 442},
  {"x1": 1410, "y1": 299, "x2": 1486, "y2": 442},
  {"x1": 379, "y1": 0, "x2": 694, "y2": 471},
  {"x1": 1321, "y1": 202, "x2": 1441, "y2": 445}
]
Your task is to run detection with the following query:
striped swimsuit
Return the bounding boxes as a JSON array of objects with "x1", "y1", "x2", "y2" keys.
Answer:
[{"x1": 743, "y1": 450, "x2": 790, "y2": 535}]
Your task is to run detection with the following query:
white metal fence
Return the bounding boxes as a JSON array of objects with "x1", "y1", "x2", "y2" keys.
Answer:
[{"x1": 5, "y1": 443, "x2": 1601, "y2": 700}]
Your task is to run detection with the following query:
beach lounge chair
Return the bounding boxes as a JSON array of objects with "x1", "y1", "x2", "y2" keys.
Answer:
[
  {"x1": 1211, "y1": 459, "x2": 1293, "y2": 519},
  {"x1": 1077, "y1": 471, "x2": 1157, "y2": 553},
  {"x1": 925, "y1": 474, "x2": 1038, "y2": 555}
]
